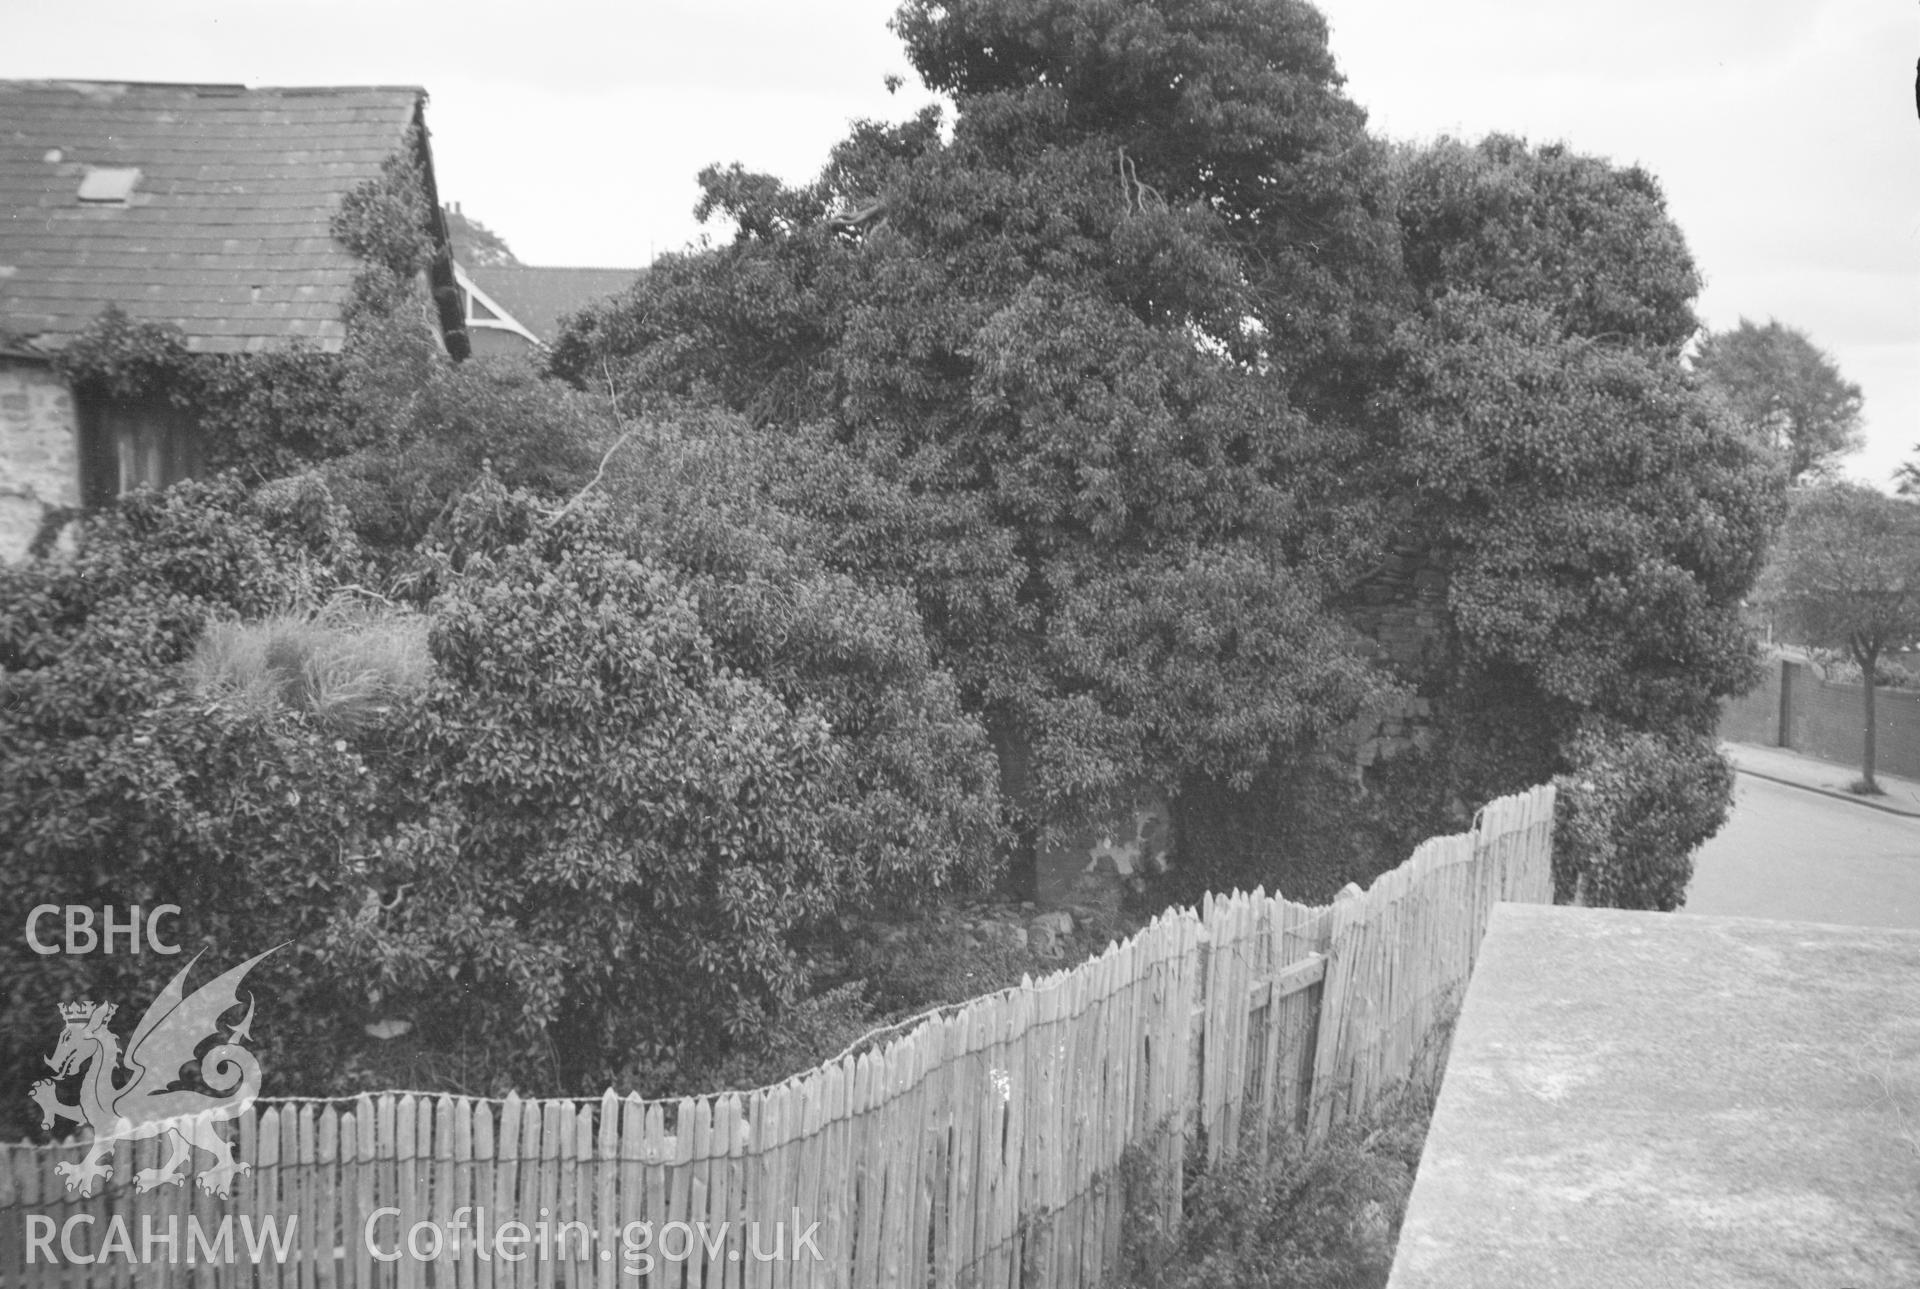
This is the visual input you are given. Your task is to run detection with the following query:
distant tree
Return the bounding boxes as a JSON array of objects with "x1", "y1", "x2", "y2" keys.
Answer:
[
  {"x1": 443, "y1": 204, "x2": 520, "y2": 267},
  {"x1": 1694, "y1": 319, "x2": 1864, "y2": 483},
  {"x1": 1894, "y1": 447, "x2": 1920, "y2": 497},
  {"x1": 1760, "y1": 483, "x2": 1920, "y2": 793}
]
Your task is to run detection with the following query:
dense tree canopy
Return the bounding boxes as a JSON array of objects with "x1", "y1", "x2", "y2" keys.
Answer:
[
  {"x1": 891, "y1": 0, "x2": 1407, "y2": 400},
  {"x1": 1377, "y1": 137, "x2": 1782, "y2": 799},
  {"x1": 551, "y1": 0, "x2": 1411, "y2": 842},
  {"x1": 0, "y1": 423, "x2": 1007, "y2": 1122},
  {"x1": 1393, "y1": 137, "x2": 1703, "y2": 353},
  {"x1": 1363, "y1": 139, "x2": 1780, "y2": 901},
  {"x1": 552, "y1": 1, "x2": 1783, "y2": 878},
  {"x1": 1694, "y1": 319, "x2": 1864, "y2": 483},
  {"x1": 345, "y1": 480, "x2": 906, "y2": 1076}
]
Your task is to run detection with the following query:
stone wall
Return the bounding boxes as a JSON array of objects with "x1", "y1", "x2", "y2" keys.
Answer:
[
  {"x1": 1347, "y1": 545, "x2": 1453, "y2": 675},
  {"x1": 1033, "y1": 788, "x2": 1172, "y2": 907},
  {"x1": 1342, "y1": 693, "x2": 1437, "y2": 772},
  {"x1": 1341, "y1": 543, "x2": 1452, "y2": 773},
  {"x1": 0, "y1": 359, "x2": 79, "y2": 561}
]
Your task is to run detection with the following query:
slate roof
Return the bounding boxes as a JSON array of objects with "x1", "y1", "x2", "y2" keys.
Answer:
[
  {"x1": 0, "y1": 80, "x2": 439, "y2": 355},
  {"x1": 462, "y1": 265, "x2": 642, "y2": 343}
]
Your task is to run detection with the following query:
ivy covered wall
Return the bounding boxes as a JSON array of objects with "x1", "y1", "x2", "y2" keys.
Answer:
[{"x1": 0, "y1": 124, "x2": 456, "y2": 560}]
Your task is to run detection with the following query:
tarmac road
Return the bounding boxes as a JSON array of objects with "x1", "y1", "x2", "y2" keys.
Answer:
[{"x1": 1685, "y1": 772, "x2": 1920, "y2": 930}]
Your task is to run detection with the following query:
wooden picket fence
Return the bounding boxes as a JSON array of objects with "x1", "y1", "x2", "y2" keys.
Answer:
[{"x1": 1, "y1": 784, "x2": 1555, "y2": 1289}]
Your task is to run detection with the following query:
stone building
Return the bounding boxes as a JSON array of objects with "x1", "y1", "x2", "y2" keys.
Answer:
[{"x1": 0, "y1": 80, "x2": 467, "y2": 559}]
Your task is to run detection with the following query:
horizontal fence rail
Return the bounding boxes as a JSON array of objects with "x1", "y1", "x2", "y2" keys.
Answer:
[{"x1": 1, "y1": 784, "x2": 1556, "y2": 1289}]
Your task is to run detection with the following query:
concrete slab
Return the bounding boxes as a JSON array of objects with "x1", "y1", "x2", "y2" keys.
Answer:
[{"x1": 1388, "y1": 904, "x2": 1920, "y2": 1289}]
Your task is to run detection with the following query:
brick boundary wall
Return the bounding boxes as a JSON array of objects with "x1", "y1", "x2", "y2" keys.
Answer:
[{"x1": 1721, "y1": 658, "x2": 1920, "y2": 781}]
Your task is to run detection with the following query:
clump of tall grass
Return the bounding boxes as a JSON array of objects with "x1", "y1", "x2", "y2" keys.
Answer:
[{"x1": 185, "y1": 595, "x2": 431, "y2": 732}]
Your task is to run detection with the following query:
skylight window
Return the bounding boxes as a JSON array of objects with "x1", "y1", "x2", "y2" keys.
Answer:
[{"x1": 77, "y1": 167, "x2": 141, "y2": 204}]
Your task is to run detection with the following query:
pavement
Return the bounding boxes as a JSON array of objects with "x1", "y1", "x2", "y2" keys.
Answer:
[
  {"x1": 1720, "y1": 741, "x2": 1920, "y2": 818},
  {"x1": 1388, "y1": 905, "x2": 1920, "y2": 1288},
  {"x1": 1688, "y1": 773, "x2": 1920, "y2": 929}
]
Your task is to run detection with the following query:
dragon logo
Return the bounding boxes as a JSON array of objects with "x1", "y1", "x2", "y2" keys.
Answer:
[{"x1": 29, "y1": 946, "x2": 281, "y2": 1198}]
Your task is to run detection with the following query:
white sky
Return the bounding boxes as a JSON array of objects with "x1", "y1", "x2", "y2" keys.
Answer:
[{"x1": 3, "y1": 0, "x2": 1914, "y2": 485}]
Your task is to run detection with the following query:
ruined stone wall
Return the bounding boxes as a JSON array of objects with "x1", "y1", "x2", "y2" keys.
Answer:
[
  {"x1": 1346, "y1": 544, "x2": 1452, "y2": 674},
  {"x1": 1340, "y1": 543, "x2": 1452, "y2": 772},
  {"x1": 0, "y1": 359, "x2": 79, "y2": 561},
  {"x1": 1033, "y1": 789, "x2": 1172, "y2": 908},
  {"x1": 1343, "y1": 693, "x2": 1437, "y2": 771}
]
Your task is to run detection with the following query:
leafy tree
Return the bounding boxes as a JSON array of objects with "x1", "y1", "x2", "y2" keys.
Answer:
[
  {"x1": 1694, "y1": 319, "x2": 1864, "y2": 483},
  {"x1": 550, "y1": 7, "x2": 1789, "y2": 906},
  {"x1": 322, "y1": 358, "x2": 609, "y2": 558},
  {"x1": 341, "y1": 470, "x2": 999, "y2": 1088},
  {"x1": 1892, "y1": 448, "x2": 1920, "y2": 499},
  {"x1": 588, "y1": 403, "x2": 1007, "y2": 903},
  {"x1": 1377, "y1": 136, "x2": 1784, "y2": 815},
  {"x1": 340, "y1": 481, "x2": 849, "y2": 1078},
  {"x1": 890, "y1": 0, "x2": 1408, "y2": 410},
  {"x1": 1393, "y1": 137, "x2": 1703, "y2": 352},
  {"x1": 0, "y1": 450, "x2": 1004, "y2": 1112},
  {"x1": 550, "y1": 0, "x2": 1400, "y2": 861},
  {"x1": 1758, "y1": 482, "x2": 1920, "y2": 793}
]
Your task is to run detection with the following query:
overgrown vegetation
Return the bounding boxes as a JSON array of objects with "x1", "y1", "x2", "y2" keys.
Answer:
[
  {"x1": 0, "y1": 476, "x2": 387, "y2": 1122},
  {"x1": 550, "y1": 0, "x2": 1779, "y2": 902},
  {"x1": 1116, "y1": 1124, "x2": 1420, "y2": 1289},
  {"x1": 1163, "y1": 749, "x2": 1453, "y2": 907},
  {"x1": 1114, "y1": 1079, "x2": 1442, "y2": 1289},
  {"x1": 3, "y1": 0, "x2": 1788, "y2": 1132},
  {"x1": 1109, "y1": 982, "x2": 1465, "y2": 1289},
  {"x1": 1550, "y1": 726, "x2": 1736, "y2": 910}
]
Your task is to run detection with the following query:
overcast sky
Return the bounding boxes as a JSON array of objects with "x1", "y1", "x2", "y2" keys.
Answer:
[{"x1": 4, "y1": 0, "x2": 1913, "y2": 485}]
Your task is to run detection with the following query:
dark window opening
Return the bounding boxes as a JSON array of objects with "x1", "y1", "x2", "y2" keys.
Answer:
[{"x1": 78, "y1": 397, "x2": 200, "y2": 508}]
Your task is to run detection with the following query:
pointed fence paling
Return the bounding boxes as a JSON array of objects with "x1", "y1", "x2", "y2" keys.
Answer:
[{"x1": 1, "y1": 784, "x2": 1555, "y2": 1289}]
